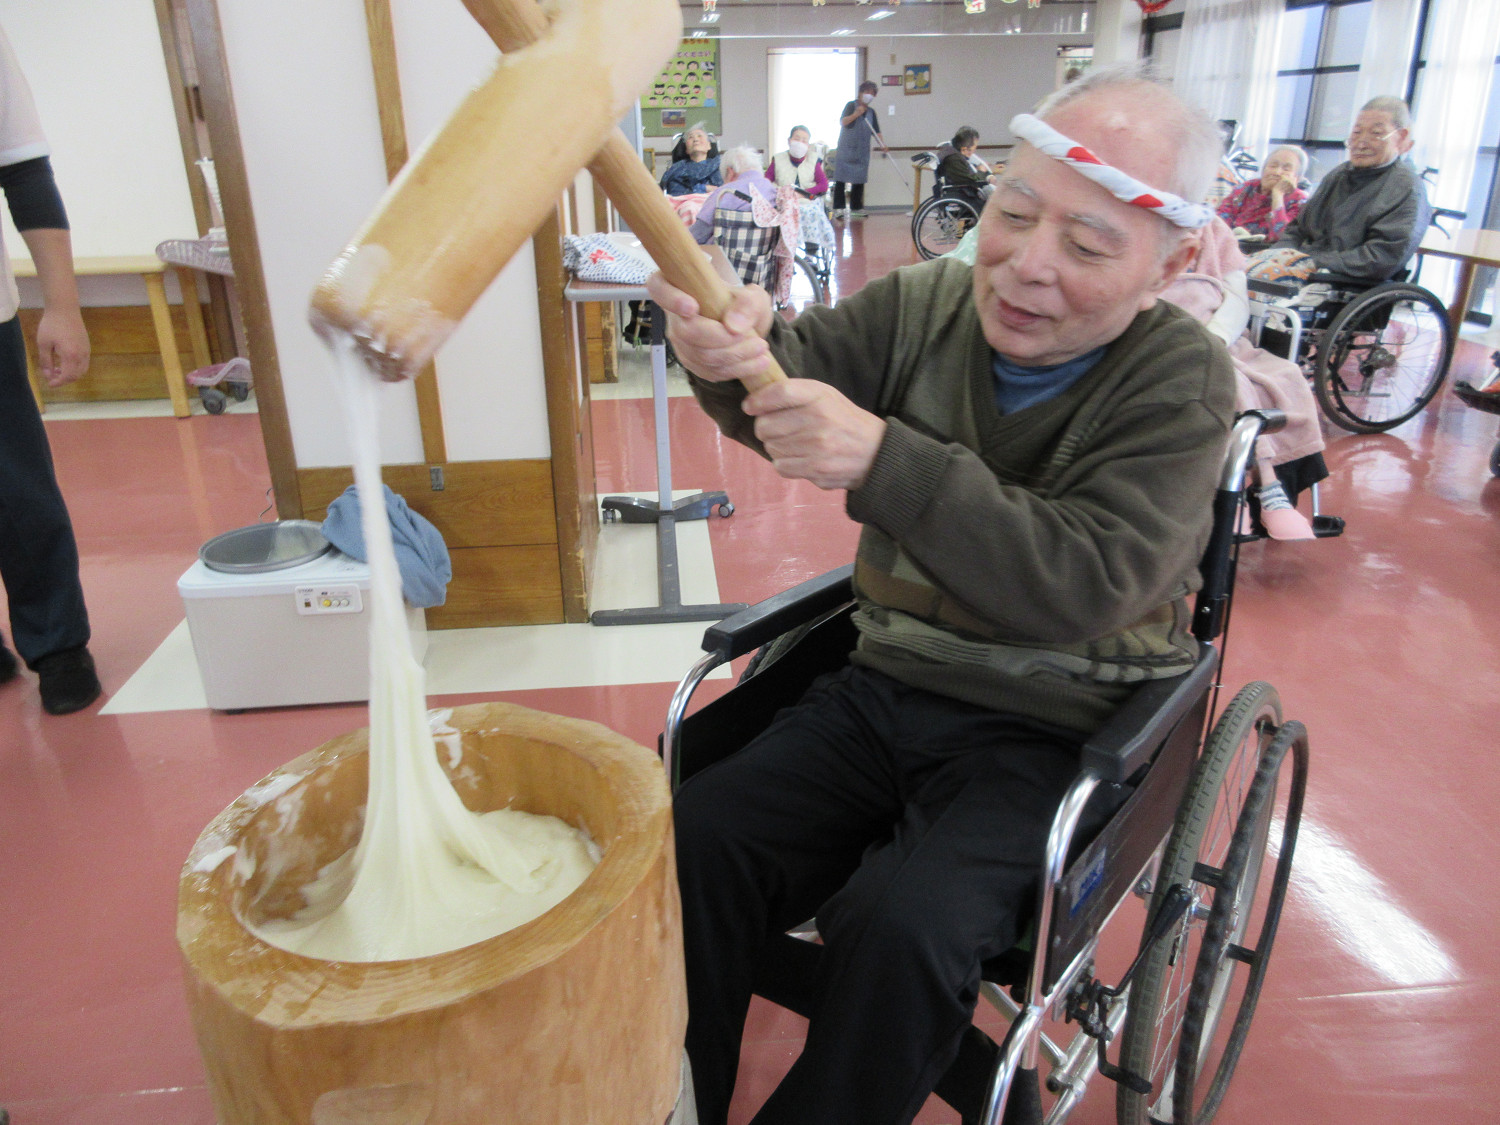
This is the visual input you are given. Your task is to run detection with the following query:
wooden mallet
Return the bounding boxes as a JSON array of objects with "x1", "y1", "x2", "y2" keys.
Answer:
[
  {"x1": 308, "y1": 0, "x2": 682, "y2": 381},
  {"x1": 310, "y1": 0, "x2": 788, "y2": 392},
  {"x1": 461, "y1": 0, "x2": 790, "y2": 393}
]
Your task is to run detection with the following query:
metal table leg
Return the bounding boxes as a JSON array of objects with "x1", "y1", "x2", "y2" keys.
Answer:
[{"x1": 592, "y1": 302, "x2": 747, "y2": 626}]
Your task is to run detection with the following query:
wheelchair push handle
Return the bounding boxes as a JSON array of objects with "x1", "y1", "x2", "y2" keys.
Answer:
[{"x1": 1220, "y1": 409, "x2": 1284, "y2": 491}]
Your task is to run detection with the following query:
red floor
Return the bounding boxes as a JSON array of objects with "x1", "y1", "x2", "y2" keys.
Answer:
[{"x1": 3, "y1": 214, "x2": 1499, "y2": 1124}]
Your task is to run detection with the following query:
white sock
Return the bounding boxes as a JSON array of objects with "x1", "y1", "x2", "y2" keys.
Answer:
[{"x1": 1259, "y1": 481, "x2": 1293, "y2": 511}]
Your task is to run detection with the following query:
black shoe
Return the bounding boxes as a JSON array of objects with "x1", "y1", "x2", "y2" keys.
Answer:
[
  {"x1": 0, "y1": 635, "x2": 18, "y2": 685},
  {"x1": 36, "y1": 646, "x2": 102, "y2": 715}
]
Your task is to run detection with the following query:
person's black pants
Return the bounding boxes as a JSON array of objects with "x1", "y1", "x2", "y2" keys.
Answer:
[
  {"x1": 832, "y1": 182, "x2": 864, "y2": 212},
  {"x1": 674, "y1": 664, "x2": 1089, "y2": 1125},
  {"x1": 0, "y1": 316, "x2": 90, "y2": 666}
]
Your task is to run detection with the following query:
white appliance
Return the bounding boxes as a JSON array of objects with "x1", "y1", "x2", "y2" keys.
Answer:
[{"x1": 178, "y1": 550, "x2": 427, "y2": 711}]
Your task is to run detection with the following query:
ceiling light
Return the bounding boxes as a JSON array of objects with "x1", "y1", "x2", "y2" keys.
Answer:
[
  {"x1": 700, "y1": 11, "x2": 719, "y2": 21},
  {"x1": 690, "y1": 29, "x2": 709, "y2": 38},
  {"x1": 867, "y1": 9, "x2": 895, "y2": 19},
  {"x1": 830, "y1": 28, "x2": 856, "y2": 36}
]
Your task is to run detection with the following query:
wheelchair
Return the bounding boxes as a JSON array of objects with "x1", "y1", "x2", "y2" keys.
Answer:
[
  {"x1": 1248, "y1": 272, "x2": 1454, "y2": 434},
  {"x1": 664, "y1": 410, "x2": 1309, "y2": 1125},
  {"x1": 783, "y1": 248, "x2": 832, "y2": 316},
  {"x1": 911, "y1": 150, "x2": 986, "y2": 261},
  {"x1": 1246, "y1": 196, "x2": 1467, "y2": 435},
  {"x1": 786, "y1": 195, "x2": 836, "y2": 316}
]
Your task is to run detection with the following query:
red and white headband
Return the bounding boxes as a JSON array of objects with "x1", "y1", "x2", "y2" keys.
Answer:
[{"x1": 1009, "y1": 113, "x2": 1213, "y2": 230}]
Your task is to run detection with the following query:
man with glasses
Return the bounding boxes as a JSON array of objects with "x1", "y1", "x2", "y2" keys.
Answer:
[{"x1": 1255, "y1": 95, "x2": 1429, "y2": 285}]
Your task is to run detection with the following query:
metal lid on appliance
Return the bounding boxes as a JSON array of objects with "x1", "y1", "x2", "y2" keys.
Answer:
[{"x1": 199, "y1": 520, "x2": 333, "y2": 574}]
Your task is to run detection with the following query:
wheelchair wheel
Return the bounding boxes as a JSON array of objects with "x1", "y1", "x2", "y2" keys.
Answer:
[
  {"x1": 1313, "y1": 283, "x2": 1453, "y2": 433},
  {"x1": 912, "y1": 195, "x2": 980, "y2": 260},
  {"x1": 1116, "y1": 681, "x2": 1303, "y2": 1125},
  {"x1": 781, "y1": 254, "x2": 828, "y2": 317}
]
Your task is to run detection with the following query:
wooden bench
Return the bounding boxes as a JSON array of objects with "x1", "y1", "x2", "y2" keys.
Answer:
[{"x1": 13, "y1": 254, "x2": 213, "y2": 418}]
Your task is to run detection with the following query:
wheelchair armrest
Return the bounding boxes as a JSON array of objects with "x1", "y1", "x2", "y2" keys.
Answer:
[
  {"x1": 1308, "y1": 271, "x2": 1368, "y2": 288},
  {"x1": 700, "y1": 565, "x2": 855, "y2": 662},
  {"x1": 1079, "y1": 648, "x2": 1218, "y2": 783},
  {"x1": 1246, "y1": 277, "x2": 1299, "y2": 300}
]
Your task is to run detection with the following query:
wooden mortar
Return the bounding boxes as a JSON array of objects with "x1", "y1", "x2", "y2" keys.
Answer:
[{"x1": 177, "y1": 702, "x2": 685, "y2": 1125}]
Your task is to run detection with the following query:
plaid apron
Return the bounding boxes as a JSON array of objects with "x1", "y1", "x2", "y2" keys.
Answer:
[
  {"x1": 712, "y1": 186, "x2": 801, "y2": 304},
  {"x1": 713, "y1": 206, "x2": 778, "y2": 290}
]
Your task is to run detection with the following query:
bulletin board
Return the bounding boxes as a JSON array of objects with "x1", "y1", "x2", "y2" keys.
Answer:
[{"x1": 640, "y1": 39, "x2": 721, "y2": 137}]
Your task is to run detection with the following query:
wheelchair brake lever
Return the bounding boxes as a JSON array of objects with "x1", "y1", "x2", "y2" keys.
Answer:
[
  {"x1": 1102, "y1": 883, "x2": 1193, "y2": 1000},
  {"x1": 1065, "y1": 886, "x2": 1192, "y2": 1098}
]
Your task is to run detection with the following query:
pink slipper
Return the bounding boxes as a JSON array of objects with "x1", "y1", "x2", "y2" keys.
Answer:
[{"x1": 1260, "y1": 505, "x2": 1316, "y2": 540}]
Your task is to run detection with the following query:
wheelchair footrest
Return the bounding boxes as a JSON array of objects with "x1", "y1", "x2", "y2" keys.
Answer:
[
  {"x1": 1312, "y1": 514, "x2": 1346, "y2": 538},
  {"x1": 1234, "y1": 511, "x2": 1345, "y2": 544}
]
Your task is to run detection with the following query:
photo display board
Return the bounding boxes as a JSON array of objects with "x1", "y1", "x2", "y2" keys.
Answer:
[{"x1": 641, "y1": 38, "x2": 721, "y2": 137}]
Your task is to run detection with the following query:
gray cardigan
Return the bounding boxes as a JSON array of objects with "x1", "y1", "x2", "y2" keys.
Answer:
[{"x1": 1273, "y1": 157, "x2": 1429, "y2": 282}]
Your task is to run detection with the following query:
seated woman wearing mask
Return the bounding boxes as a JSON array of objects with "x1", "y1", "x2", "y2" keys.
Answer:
[
  {"x1": 660, "y1": 124, "x2": 723, "y2": 197},
  {"x1": 767, "y1": 126, "x2": 828, "y2": 200}
]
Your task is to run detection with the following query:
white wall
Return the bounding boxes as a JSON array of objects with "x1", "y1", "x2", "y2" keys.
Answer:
[
  {"x1": 718, "y1": 32, "x2": 1093, "y2": 208},
  {"x1": 387, "y1": 0, "x2": 550, "y2": 466},
  {"x1": 1092, "y1": 0, "x2": 1150, "y2": 68},
  {"x1": 0, "y1": 0, "x2": 198, "y2": 306},
  {"x1": 217, "y1": 0, "x2": 552, "y2": 468}
]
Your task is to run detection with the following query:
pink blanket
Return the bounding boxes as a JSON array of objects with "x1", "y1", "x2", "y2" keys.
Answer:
[
  {"x1": 1162, "y1": 219, "x2": 1324, "y2": 468},
  {"x1": 669, "y1": 192, "x2": 709, "y2": 227}
]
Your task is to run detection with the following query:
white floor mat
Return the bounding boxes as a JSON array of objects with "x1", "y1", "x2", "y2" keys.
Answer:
[{"x1": 102, "y1": 493, "x2": 731, "y2": 714}]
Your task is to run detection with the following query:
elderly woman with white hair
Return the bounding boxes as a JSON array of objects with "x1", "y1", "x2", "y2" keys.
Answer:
[
  {"x1": 687, "y1": 145, "x2": 778, "y2": 245},
  {"x1": 1216, "y1": 145, "x2": 1309, "y2": 244},
  {"x1": 687, "y1": 145, "x2": 795, "y2": 298}
]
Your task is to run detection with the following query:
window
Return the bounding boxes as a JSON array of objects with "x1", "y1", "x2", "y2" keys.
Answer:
[
  {"x1": 767, "y1": 48, "x2": 861, "y2": 160},
  {"x1": 1411, "y1": 22, "x2": 1500, "y2": 326},
  {"x1": 1267, "y1": 0, "x2": 1374, "y2": 181}
]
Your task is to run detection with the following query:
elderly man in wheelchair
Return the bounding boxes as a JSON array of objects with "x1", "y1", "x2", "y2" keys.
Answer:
[
  {"x1": 1246, "y1": 96, "x2": 1454, "y2": 432},
  {"x1": 649, "y1": 67, "x2": 1306, "y2": 1125}
]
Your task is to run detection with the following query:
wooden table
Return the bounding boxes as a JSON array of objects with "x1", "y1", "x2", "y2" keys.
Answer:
[
  {"x1": 13, "y1": 254, "x2": 209, "y2": 418},
  {"x1": 1415, "y1": 228, "x2": 1500, "y2": 339}
]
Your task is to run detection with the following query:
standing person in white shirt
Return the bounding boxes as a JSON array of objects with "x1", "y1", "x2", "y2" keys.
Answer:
[{"x1": 0, "y1": 22, "x2": 101, "y2": 715}]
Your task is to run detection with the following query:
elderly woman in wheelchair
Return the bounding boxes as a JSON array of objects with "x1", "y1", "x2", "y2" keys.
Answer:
[
  {"x1": 648, "y1": 67, "x2": 1308, "y2": 1125},
  {"x1": 910, "y1": 129, "x2": 995, "y2": 260}
]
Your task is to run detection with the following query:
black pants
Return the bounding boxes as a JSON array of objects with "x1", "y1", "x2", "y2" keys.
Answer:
[
  {"x1": 832, "y1": 182, "x2": 864, "y2": 212},
  {"x1": 674, "y1": 665, "x2": 1089, "y2": 1125},
  {"x1": 0, "y1": 316, "x2": 90, "y2": 666}
]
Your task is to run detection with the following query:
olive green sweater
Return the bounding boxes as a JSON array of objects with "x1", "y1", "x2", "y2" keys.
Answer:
[{"x1": 691, "y1": 257, "x2": 1235, "y2": 733}]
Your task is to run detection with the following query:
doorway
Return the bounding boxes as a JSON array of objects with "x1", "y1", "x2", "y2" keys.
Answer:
[{"x1": 767, "y1": 47, "x2": 862, "y2": 157}]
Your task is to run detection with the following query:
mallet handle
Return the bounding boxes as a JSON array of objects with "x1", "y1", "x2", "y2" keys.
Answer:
[{"x1": 463, "y1": 0, "x2": 788, "y2": 393}]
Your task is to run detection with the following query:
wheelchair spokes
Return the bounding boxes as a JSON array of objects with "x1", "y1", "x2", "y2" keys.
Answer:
[
  {"x1": 1115, "y1": 681, "x2": 1304, "y2": 1125},
  {"x1": 780, "y1": 253, "x2": 829, "y2": 318},
  {"x1": 912, "y1": 195, "x2": 981, "y2": 260},
  {"x1": 1311, "y1": 284, "x2": 1453, "y2": 433}
]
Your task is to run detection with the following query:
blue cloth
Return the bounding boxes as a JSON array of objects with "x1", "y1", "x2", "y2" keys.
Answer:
[
  {"x1": 321, "y1": 484, "x2": 452, "y2": 608},
  {"x1": 991, "y1": 346, "x2": 1106, "y2": 415},
  {"x1": 661, "y1": 155, "x2": 722, "y2": 197}
]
